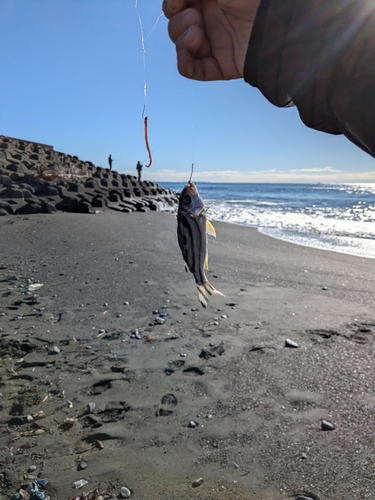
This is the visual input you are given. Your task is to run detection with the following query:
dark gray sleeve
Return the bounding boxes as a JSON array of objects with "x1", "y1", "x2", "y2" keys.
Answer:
[{"x1": 244, "y1": 0, "x2": 375, "y2": 157}]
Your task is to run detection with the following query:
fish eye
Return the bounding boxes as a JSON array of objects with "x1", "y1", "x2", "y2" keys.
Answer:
[{"x1": 184, "y1": 194, "x2": 192, "y2": 204}]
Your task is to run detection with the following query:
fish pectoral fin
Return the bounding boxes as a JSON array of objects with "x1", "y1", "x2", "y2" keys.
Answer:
[
  {"x1": 206, "y1": 219, "x2": 216, "y2": 238},
  {"x1": 197, "y1": 281, "x2": 225, "y2": 309},
  {"x1": 204, "y1": 251, "x2": 209, "y2": 271}
]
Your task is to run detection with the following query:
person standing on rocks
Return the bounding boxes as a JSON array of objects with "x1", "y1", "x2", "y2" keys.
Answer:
[
  {"x1": 108, "y1": 154, "x2": 113, "y2": 171},
  {"x1": 136, "y1": 161, "x2": 143, "y2": 182}
]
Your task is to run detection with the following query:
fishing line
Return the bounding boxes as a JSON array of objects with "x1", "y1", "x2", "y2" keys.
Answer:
[
  {"x1": 190, "y1": 81, "x2": 196, "y2": 180},
  {"x1": 134, "y1": 1, "x2": 164, "y2": 168}
]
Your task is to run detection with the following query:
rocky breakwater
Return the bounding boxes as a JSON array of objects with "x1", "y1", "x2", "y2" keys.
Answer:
[{"x1": 0, "y1": 135, "x2": 178, "y2": 216}]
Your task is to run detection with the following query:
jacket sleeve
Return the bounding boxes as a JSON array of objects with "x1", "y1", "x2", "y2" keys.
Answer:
[{"x1": 244, "y1": 0, "x2": 375, "y2": 157}]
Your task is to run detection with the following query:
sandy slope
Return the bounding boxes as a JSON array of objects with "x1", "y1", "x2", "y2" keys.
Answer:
[{"x1": 0, "y1": 211, "x2": 374, "y2": 500}]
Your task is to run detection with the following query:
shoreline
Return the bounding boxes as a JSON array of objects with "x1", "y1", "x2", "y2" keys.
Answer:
[
  {"x1": 257, "y1": 226, "x2": 375, "y2": 261},
  {"x1": 1, "y1": 211, "x2": 375, "y2": 499}
]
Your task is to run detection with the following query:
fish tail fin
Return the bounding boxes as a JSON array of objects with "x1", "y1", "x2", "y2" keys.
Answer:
[{"x1": 197, "y1": 281, "x2": 225, "y2": 309}]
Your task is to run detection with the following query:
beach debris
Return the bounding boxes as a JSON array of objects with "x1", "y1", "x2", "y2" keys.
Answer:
[
  {"x1": 321, "y1": 419, "x2": 335, "y2": 431},
  {"x1": 285, "y1": 339, "x2": 299, "y2": 348},
  {"x1": 154, "y1": 317, "x2": 165, "y2": 325},
  {"x1": 93, "y1": 439, "x2": 104, "y2": 449},
  {"x1": 20, "y1": 428, "x2": 44, "y2": 437},
  {"x1": 17, "y1": 489, "x2": 30, "y2": 499},
  {"x1": 33, "y1": 410, "x2": 46, "y2": 420},
  {"x1": 29, "y1": 479, "x2": 48, "y2": 499},
  {"x1": 177, "y1": 179, "x2": 224, "y2": 308},
  {"x1": 73, "y1": 479, "x2": 89, "y2": 489},
  {"x1": 28, "y1": 283, "x2": 43, "y2": 292},
  {"x1": 192, "y1": 478, "x2": 204, "y2": 488},
  {"x1": 119, "y1": 486, "x2": 131, "y2": 498},
  {"x1": 188, "y1": 420, "x2": 198, "y2": 428},
  {"x1": 296, "y1": 496, "x2": 315, "y2": 500}
]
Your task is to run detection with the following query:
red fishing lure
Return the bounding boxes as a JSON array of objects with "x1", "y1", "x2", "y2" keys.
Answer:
[{"x1": 144, "y1": 116, "x2": 152, "y2": 168}]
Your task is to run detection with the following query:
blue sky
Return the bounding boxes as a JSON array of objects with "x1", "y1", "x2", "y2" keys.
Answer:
[{"x1": 1, "y1": 0, "x2": 375, "y2": 184}]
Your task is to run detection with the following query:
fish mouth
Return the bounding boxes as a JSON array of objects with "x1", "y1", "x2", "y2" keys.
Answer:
[{"x1": 184, "y1": 180, "x2": 197, "y2": 195}]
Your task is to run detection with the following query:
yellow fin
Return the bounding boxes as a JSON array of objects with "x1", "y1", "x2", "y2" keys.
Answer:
[
  {"x1": 204, "y1": 250, "x2": 209, "y2": 271},
  {"x1": 206, "y1": 219, "x2": 216, "y2": 237}
]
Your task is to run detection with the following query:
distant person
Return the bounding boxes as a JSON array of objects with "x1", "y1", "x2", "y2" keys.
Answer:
[
  {"x1": 136, "y1": 161, "x2": 143, "y2": 182},
  {"x1": 108, "y1": 154, "x2": 113, "y2": 171}
]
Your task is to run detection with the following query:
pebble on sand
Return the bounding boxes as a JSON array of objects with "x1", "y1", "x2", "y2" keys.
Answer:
[
  {"x1": 321, "y1": 419, "x2": 335, "y2": 431},
  {"x1": 86, "y1": 402, "x2": 96, "y2": 414},
  {"x1": 285, "y1": 339, "x2": 299, "y2": 348},
  {"x1": 48, "y1": 346, "x2": 60, "y2": 355},
  {"x1": 192, "y1": 478, "x2": 204, "y2": 488},
  {"x1": 188, "y1": 420, "x2": 198, "y2": 428},
  {"x1": 78, "y1": 460, "x2": 88, "y2": 471},
  {"x1": 119, "y1": 486, "x2": 131, "y2": 498}
]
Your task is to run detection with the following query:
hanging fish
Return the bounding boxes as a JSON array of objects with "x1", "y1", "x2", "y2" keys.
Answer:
[{"x1": 177, "y1": 180, "x2": 224, "y2": 308}]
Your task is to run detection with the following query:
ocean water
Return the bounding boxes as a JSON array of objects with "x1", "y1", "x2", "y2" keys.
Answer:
[{"x1": 160, "y1": 182, "x2": 375, "y2": 259}]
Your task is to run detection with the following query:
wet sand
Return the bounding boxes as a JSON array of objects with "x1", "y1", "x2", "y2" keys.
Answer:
[{"x1": 0, "y1": 211, "x2": 374, "y2": 500}]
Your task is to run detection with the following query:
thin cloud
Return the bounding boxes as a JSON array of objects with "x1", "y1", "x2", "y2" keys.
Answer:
[
  {"x1": 122, "y1": 168, "x2": 375, "y2": 184},
  {"x1": 289, "y1": 166, "x2": 341, "y2": 173}
]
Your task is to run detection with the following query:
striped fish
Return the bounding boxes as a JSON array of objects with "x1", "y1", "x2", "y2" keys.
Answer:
[{"x1": 177, "y1": 180, "x2": 224, "y2": 308}]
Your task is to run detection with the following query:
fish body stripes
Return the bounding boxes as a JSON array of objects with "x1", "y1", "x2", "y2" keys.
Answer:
[{"x1": 177, "y1": 181, "x2": 224, "y2": 308}]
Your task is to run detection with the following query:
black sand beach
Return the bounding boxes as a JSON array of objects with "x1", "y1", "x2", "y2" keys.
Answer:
[{"x1": 1, "y1": 211, "x2": 375, "y2": 500}]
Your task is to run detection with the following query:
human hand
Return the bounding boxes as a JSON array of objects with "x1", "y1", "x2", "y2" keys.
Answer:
[{"x1": 162, "y1": 0, "x2": 261, "y2": 81}]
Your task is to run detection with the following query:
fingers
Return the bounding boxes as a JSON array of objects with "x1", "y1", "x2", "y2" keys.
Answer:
[
  {"x1": 162, "y1": 0, "x2": 225, "y2": 81},
  {"x1": 177, "y1": 49, "x2": 223, "y2": 81},
  {"x1": 162, "y1": 0, "x2": 187, "y2": 19},
  {"x1": 167, "y1": 8, "x2": 202, "y2": 45}
]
